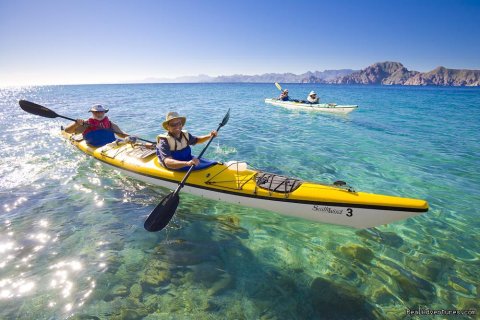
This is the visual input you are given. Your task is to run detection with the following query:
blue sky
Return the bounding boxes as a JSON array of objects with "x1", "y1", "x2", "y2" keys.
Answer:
[{"x1": 1, "y1": 0, "x2": 479, "y2": 86}]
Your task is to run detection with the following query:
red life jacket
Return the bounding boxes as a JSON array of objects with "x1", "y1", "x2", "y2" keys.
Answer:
[{"x1": 83, "y1": 117, "x2": 112, "y2": 136}]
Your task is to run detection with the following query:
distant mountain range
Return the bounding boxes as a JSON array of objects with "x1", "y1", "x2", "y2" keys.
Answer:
[
  {"x1": 136, "y1": 69, "x2": 355, "y2": 84},
  {"x1": 136, "y1": 61, "x2": 480, "y2": 86},
  {"x1": 212, "y1": 69, "x2": 356, "y2": 83}
]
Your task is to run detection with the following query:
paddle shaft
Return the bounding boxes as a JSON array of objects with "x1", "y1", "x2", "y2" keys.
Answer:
[
  {"x1": 275, "y1": 82, "x2": 283, "y2": 92},
  {"x1": 173, "y1": 121, "x2": 224, "y2": 194},
  {"x1": 57, "y1": 114, "x2": 77, "y2": 122}
]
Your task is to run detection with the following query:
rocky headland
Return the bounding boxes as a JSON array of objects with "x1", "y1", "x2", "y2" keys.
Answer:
[{"x1": 334, "y1": 62, "x2": 480, "y2": 86}]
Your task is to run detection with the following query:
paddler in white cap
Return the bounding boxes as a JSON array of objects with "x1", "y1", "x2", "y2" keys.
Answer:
[{"x1": 65, "y1": 104, "x2": 133, "y2": 147}]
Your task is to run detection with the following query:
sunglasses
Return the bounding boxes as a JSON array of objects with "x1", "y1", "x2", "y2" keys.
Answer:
[{"x1": 169, "y1": 121, "x2": 183, "y2": 127}]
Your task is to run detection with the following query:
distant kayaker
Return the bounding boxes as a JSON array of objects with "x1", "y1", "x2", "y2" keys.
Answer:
[
  {"x1": 156, "y1": 111, "x2": 217, "y2": 170},
  {"x1": 307, "y1": 91, "x2": 319, "y2": 104},
  {"x1": 64, "y1": 104, "x2": 133, "y2": 147},
  {"x1": 278, "y1": 89, "x2": 290, "y2": 101}
]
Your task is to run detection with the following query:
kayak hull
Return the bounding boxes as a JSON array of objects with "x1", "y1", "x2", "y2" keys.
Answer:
[
  {"x1": 106, "y1": 162, "x2": 424, "y2": 228},
  {"x1": 63, "y1": 131, "x2": 428, "y2": 229},
  {"x1": 265, "y1": 98, "x2": 358, "y2": 114}
]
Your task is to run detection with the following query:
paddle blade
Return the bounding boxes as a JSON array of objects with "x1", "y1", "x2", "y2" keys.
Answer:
[
  {"x1": 144, "y1": 192, "x2": 180, "y2": 232},
  {"x1": 220, "y1": 108, "x2": 230, "y2": 127},
  {"x1": 19, "y1": 100, "x2": 59, "y2": 118},
  {"x1": 275, "y1": 82, "x2": 282, "y2": 91}
]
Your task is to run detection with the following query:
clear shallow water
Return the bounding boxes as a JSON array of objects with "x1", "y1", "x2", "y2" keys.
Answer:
[{"x1": 0, "y1": 83, "x2": 479, "y2": 319}]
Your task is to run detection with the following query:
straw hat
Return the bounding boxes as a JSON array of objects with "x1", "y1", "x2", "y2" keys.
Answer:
[
  {"x1": 89, "y1": 104, "x2": 109, "y2": 113},
  {"x1": 162, "y1": 111, "x2": 186, "y2": 130}
]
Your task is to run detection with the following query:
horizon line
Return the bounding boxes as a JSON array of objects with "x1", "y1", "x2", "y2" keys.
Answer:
[{"x1": 2, "y1": 62, "x2": 480, "y2": 87}]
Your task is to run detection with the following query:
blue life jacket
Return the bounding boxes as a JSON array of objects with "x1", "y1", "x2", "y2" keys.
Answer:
[{"x1": 84, "y1": 129, "x2": 116, "y2": 147}]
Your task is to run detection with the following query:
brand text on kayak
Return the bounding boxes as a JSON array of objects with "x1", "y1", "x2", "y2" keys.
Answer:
[{"x1": 312, "y1": 206, "x2": 353, "y2": 217}]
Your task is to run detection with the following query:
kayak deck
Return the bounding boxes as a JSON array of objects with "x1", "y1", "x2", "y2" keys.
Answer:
[
  {"x1": 265, "y1": 98, "x2": 358, "y2": 114},
  {"x1": 62, "y1": 131, "x2": 428, "y2": 228}
]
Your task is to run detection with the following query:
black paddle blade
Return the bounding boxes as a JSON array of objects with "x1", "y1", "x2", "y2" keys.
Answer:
[
  {"x1": 144, "y1": 192, "x2": 180, "y2": 232},
  {"x1": 19, "y1": 100, "x2": 59, "y2": 118},
  {"x1": 220, "y1": 108, "x2": 230, "y2": 127}
]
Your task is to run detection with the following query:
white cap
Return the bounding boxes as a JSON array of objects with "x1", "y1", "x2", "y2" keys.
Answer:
[
  {"x1": 309, "y1": 91, "x2": 316, "y2": 96},
  {"x1": 89, "y1": 104, "x2": 109, "y2": 113}
]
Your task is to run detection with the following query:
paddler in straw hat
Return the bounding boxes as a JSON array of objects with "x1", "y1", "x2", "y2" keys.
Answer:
[{"x1": 156, "y1": 111, "x2": 217, "y2": 170}]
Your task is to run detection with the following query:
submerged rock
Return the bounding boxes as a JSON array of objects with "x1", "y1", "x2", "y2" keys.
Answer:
[
  {"x1": 110, "y1": 284, "x2": 128, "y2": 297},
  {"x1": 371, "y1": 286, "x2": 398, "y2": 305},
  {"x1": 405, "y1": 255, "x2": 455, "y2": 282},
  {"x1": 448, "y1": 276, "x2": 476, "y2": 296},
  {"x1": 310, "y1": 277, "x2": 375, "y2": 319},
  {"x1": 217, "y1": 214, "x2": 241, "y2": 227},
  {"x1": 109, "y1": 297, "x2": 149, "y2": 319},
  {"x1": 191, "y1": 263, "x2": 225, "y2": 284},
  {"x1": 216, "y1": 215, "x2": 249, "y2": 238},
  {"x1": 456, "y1": 296, "x2": 479, "y2": 312},
  {"x1": 155, "y1": 240, "x2": 220, "y2": 266},
  {"x1": 129, "y1": 283, "x2": 143, "y2": 299},
  {"x1": 208, "y1": 274, "x2": 234, "y2": 296},
  {"x1": 339, "y1": 244, "x2": 374, "y2": 264},
  {"x1": 141, "y1": 259, "x2": 171, "y2": 286},
  {"x1": 356, "y1": 229, "x2": 404, "y2": 247},
  {"x1": 378, "y1": 259, "x2": 436, "y2": 303},
  {"x1": 119, "y1": 247, "x2": 145, "y2": 273}
]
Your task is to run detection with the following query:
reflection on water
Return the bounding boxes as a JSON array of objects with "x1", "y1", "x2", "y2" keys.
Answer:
[
  {"x1": 0, "y1": 84, "x2": 479, "y2": 319},
  {"x1": 0, "y1": 214, "x2": 109, "y2": 318}
]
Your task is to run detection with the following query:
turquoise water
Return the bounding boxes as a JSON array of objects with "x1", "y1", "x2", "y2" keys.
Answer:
[{"x1": 0, "y1": 83, "x2": 479, "y2": 319}]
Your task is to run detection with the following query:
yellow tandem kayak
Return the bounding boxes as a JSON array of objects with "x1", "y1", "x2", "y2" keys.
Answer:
[{"x1": 62, "y1": 131, "x2": 428, "y2": 229}]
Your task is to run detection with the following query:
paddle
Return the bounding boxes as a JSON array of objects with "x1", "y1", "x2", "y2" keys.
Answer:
[
  {"x1": 18, "y1": 100, "x2": 156, "y2": 144},
  {"x1": 275, "y1": 82, "x2": 296, "y2": 102},
  {"x1": 275, "y1": 82, "x2": 283, "y2": 91},
  {"x1": 144, "y1": 108, "x2": 231, "y2": 232}
]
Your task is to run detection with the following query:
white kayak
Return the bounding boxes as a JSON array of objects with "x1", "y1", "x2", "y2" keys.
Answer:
[{"x1": 265, "y1": 98, "x2": 358, "y2": 114}]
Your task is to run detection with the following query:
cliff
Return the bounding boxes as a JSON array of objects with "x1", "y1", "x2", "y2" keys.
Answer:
[
  {"x1": 334, "y1": 62, "x2": 418, "y2": 85},
  {"x1": 336, "y1": 62, "x2": 480, "y2": 86},
  {"x1": 403, "y1": 66, "x2": 480, "y2": 86}
]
